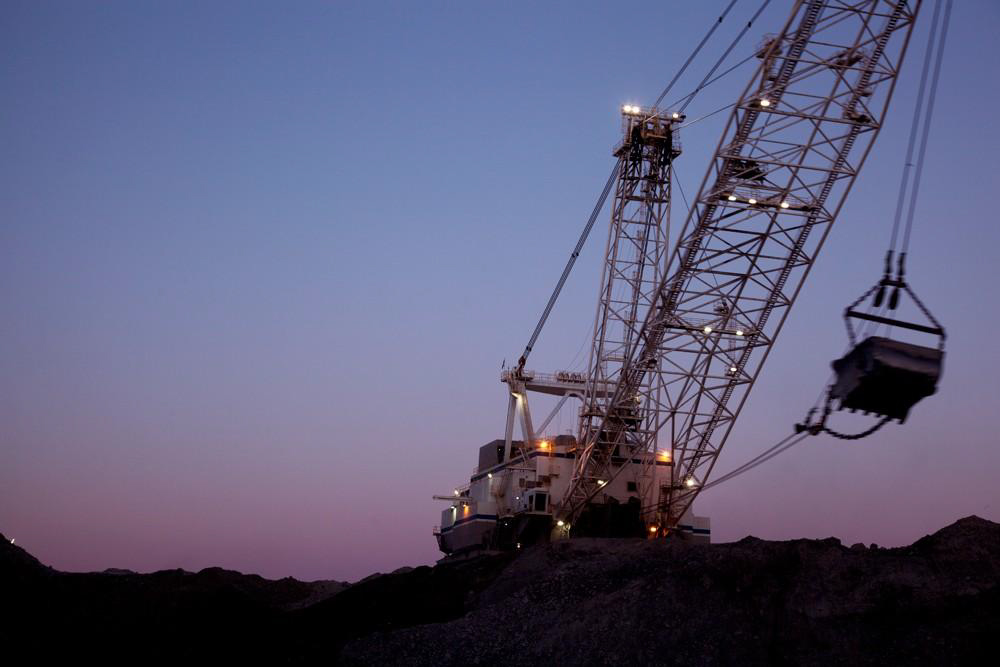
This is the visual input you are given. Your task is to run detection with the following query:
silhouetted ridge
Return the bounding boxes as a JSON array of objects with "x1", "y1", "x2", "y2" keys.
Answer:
[{"x1": 2, "y1": 518, "x2": 997, "y2": 665}]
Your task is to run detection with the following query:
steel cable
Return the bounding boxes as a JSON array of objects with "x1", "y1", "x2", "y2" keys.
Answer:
[
  {"x1": 678, "y1": 0, "x2": 772, "y2": 113},
  {"x1": 651, "y1": 0, "x2": 740, "y2": 110},
  {"x1": 887, "y1": 0, "x2": 943, "y2": 254},
  {"x1": 517, "y1": 158, "x2": 621, "y2": 368},
  {"x1": 900, "y1": 0, "x2": 953, "y2": 256},
  {"x1": 700, "y1": 432, "x2": 807, "y2": 490}
]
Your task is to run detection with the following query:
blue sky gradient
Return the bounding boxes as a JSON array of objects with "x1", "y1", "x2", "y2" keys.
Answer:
[{"x1": 2, "y1": 1, "x2": 998, "y2": 581}]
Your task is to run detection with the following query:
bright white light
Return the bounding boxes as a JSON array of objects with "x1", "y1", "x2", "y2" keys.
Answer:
[
  {"x1": 703, "y1": 326, "x2": 713, "y2": 334},
  {"x1": 649, "y1": 526, "x2": 658, "y2": 533},
  {"x1": 557, "y1": 520, "x2": 565, "y2": 527},
  {"x1": 672, "y1": 112, "x2": 680, "y2": 119},
  {"x1": 727, "y1": 195, "x2": 737, "y2": 202},
  {"x1": 760, "y1": 99, "x2": 771, "y2": 107},
  {"x1": 748, "y1": 198, "x2": 757, "y2": 205},
  {"x1": 453, "y1": 489, "x2": 459, "y2": 496},
  {"x1": 730, "y1": 366, "x2": 738, "y2": 372},
  {"x1": 685, "y1": 477, "x2": 696, "y2": 488},
  {"x1": 736, "y1": 329, "x2": 744, "y2": 336},
  {"x1": 780, "y1": 201, "x2": 790, "y2": 209},
  {"x1": 487, "y1": 473, "x2": 493, "y2": 479},
  {"x1": 598, "y1": 480, "x2": 607, "y2": 487}
]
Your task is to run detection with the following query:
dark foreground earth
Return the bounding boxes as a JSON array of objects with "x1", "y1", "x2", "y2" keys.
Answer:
[{"x1": 2, "y1": 517, "x2": 998, "y2": 665}]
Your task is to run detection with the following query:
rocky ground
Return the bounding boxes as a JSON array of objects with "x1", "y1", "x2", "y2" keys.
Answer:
[{"x1": 3, "y1": 517, "x2": 998, "y2": 665}]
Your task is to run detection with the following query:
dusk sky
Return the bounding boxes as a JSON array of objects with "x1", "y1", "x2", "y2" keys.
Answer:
[{"x1": 3, "y1": 0, "x2": 998, "y2": 583}]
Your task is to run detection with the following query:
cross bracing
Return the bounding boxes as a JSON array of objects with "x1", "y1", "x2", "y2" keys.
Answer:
[{"x1": 559, "y1": 0, "x2": 921, "y2": 527}]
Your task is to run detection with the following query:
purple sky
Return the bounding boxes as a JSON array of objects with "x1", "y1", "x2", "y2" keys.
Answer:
[{"x1": 3, "y1": 1, "x2": 998, "y2": 582}]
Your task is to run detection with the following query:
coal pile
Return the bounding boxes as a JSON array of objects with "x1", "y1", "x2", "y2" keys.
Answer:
[{"x1": 2, "y1": 517, "x2": 998, "y2": 665}]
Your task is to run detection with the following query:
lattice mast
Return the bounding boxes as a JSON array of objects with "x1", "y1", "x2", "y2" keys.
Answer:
[
  {"x1": 570, "y1": 107, "x2": 681, "y2": 512},
  {"x1": 561, "y1": 0, "x2": 922, "y2": 527}
]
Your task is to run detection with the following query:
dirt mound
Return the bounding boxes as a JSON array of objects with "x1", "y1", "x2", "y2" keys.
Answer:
[
  {"x1": 341, "y1": 518, "x2": 1000, "y2": 666},
  {"x1": 2, "y1": 518, "x2": 997, "y2": 665}
]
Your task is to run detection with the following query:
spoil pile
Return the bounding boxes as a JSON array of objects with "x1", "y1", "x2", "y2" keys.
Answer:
[{"x1": 2, "y1": 517, "x2": 998, "y2": 665}]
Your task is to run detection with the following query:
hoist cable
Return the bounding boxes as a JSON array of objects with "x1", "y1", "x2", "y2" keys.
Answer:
[
  {"x1": 673, "y1": 165, "x2": 690, "y2": 212},
  {"x1": 668, "y1": 52, "x2": 758, "y2": 111},
  {"x1": 900, "y1": 0, "x2": 953, "y2": 256},
  {"x1": 677, "y1": 99, "x2": 740, "y2": 130},
  {"x1": 651, "y1": 0, "x2": 740, "y2": 109},
  {"x1": 887, "y1": 0, "x2": 942, "y2": 254},
  {"x1": 678, "y1": 0, "x2": 772, "y2": 114},
  {"x1": 517, "y1": 158, "x2": 622, "y2": 369}
]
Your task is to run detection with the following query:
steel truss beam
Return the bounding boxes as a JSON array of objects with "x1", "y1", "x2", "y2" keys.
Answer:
[{"x1": 560, "y1": 0, "x2": 921, "y2": 526}]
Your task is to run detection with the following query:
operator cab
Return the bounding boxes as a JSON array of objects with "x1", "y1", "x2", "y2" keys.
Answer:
[{"x1": 517, "y1": 489, "x2": 549, "y2": 514}]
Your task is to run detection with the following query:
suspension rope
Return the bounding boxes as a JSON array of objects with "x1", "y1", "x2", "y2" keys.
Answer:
[
  {"x1": 858, "y1": 0, "x2": 950, "y2": 344},
  {"x1": 887, "y1": 0, "x2": 942, "y2": 255},
  {"x1": 884, "y1": 0, "x2": 952, "y2": 267},
  {"x1": 668, "y1": 53, "x2": 758, "y2": 111},
  {"x1": 678, "y1": 0, "x2": 773, "y2": 113},
  {"x1": 677, "y1": 99, "x2": 740, "y2": 130},
  {"x1": 517, "y1": 158, "x2": 621, "y2": 370},
  {"x1": 652, "y1": 0, "x2": 739, "y2": 109},
  {"x1": 673, "y1": 164, "x2": 690, "y2": 212},
  {"x1": 900, "y1": 0, "x2": 953, "y2": 256}
]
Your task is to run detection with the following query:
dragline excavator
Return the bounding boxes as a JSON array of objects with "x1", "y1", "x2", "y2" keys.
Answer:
[{"x1": 435, "y1": 0, "x2": 930, "y2": 557}]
